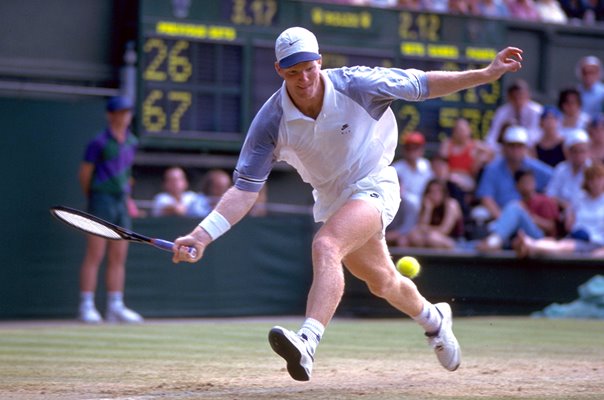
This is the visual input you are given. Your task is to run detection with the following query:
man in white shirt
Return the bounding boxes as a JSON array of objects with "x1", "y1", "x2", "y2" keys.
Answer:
[
  {"x1": 485, "y1": 79, "x2": 543, "y2": 152},
  {"x1": 172, "y1": 26, "x2": 523, "y2": 381},
  {"x1": 546, "y1": 128, "x2": 592, "y2": 209},
  {"x1": 576, "y1": 56, "x2": 604, "y2": 119}
]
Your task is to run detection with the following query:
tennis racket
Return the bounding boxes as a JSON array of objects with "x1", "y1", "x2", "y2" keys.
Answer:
[{"x1": 50, "y1": 205, "x2": 197, "y2": 257}]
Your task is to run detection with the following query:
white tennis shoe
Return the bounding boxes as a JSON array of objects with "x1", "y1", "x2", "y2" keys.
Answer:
[
  {"x1": 106, "y1": 306, "x2": 144, "y2": 324},
  {"x1": 426, "y1": 302, "x2": 461, "y2": 371},
  {"x1": 78, "y1": 305, "x2": 103, "y2": 324},
  {"x1": 268, "y1": 326, "x2": 314, "y2": 381}
]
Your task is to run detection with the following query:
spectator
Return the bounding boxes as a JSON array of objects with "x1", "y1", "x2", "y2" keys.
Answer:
[
  {"x1": 407, "y1": 179, "x2": 463, "y2": 249},
  {"x1": 189, "y1": 169, "x2": 232, "y2": 217},
  {"x1": 393, "y1": 131, "x2": 434, "y2": 212},
  {"x1": 448, "y1": 0, "x2": 473, "y2": 14},
  {"x1": 475, "y1": 125, "x2": 553, "y2": 221},
  {"x1": 534, "y1": 0, "x2": 568, "y2": 23},
  {"x1": 439, "y1": 117, "x2": 494, "y2": 192},
  {"x1": 558, "y1": 87, "x2": 591, "y2": 138},
  {"x1": 430, "y1": 154, "x2": 471, "y2": 218},
  {"x1": 583, "y1": 0, "x2": 604, "y2": 23},
  {"x1": 588, "y1": 114, "x2": 604, "y2": 162},
  {"x1": 476, "y1": 0, "x2": 510, "y2": 17},
  {"x1": 514, "y1": 163, "x2": 604, "y2": 257},
  {"x1": 560, "y1": 0, "x2": 587, "y2": 21},
  {"x1": 546, "y1": 128, "x2": 592, "y2": 211},
  {"x1": 422, "y1": 0, "x2": 449, "y2": 12},
  {"x1": 534, "y1": 106, "x2": 566, "y2": 167},
  {"x1": 151, "y1": 167, "x2": 197, "y2": 217},
  {"x1": 385, "y1": 176, "x2": 422, "y2": 247},
  {"x1": 398, "y1": 0, "x2": 424, "y2": 10},
  {"x1": 507, "y1": 0, "x2": 540, "y2": 21},
  {"x1": 575, "y1": 56, "x2": 604, "y2": 119},
  {"x1": 76, "y1": 96, "x2": 143, "y2": 324},
  {"x1": 476, "y1": 169, "x2": 559, "y2": 252},
  {"x1": 485, "y1": 79, "x2": 543, "y2": 152}
]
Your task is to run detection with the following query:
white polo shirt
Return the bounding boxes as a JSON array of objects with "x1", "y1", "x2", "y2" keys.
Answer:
[{"x1": 234, "y1": 66, "x2": 428, "y2": 221}]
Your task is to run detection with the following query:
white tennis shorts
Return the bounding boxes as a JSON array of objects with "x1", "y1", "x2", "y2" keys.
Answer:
[{"x1": 313, "y1": 166, "x2": 401, "y2": 233}]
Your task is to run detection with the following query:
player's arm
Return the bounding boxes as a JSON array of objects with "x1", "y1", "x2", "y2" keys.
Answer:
[
  {"x1": 425, "y1": 47, "x2": 523, "y2": 99},
  {"x1": 172, "y1": 186, "x2": 259, "y2": 263},
  {"x1": 78, "y1": 162, "x2": 94, "y2": 196}
]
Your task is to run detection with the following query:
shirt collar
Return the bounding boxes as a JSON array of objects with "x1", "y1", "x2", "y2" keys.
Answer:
[{"x1": 280, "y1": 70, "x2": 335, "y2": 122}]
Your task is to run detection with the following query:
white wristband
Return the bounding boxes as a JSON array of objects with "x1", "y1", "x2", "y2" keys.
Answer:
[{"x1": 198, "y1": 210, "x2": 231, "y2": 240}]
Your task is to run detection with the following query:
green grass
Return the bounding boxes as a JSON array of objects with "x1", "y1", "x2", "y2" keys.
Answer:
[{"x1": 0, "y1": 317, "x2": 603, "y2": 399}]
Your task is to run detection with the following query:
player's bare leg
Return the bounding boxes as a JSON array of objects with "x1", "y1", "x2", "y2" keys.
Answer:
[
  {"x1": 344, "y1": 235, "x2": 461, "y2": 371},
  {"x1": 343, "y1": 235, "x2": 424, "y2": 316},
  {"x1": 269, "y1": 199, "x2": 382, "y2": 380}
]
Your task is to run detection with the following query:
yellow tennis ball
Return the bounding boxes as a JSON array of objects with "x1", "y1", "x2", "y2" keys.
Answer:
[{"x1": 396, "y1": 256, "x2": 421, "y2": 279}]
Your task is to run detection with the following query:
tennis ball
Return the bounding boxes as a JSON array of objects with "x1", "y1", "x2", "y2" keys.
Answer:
[{"x1": 396, "y1": 256, "x2": 421, "y2": 279}]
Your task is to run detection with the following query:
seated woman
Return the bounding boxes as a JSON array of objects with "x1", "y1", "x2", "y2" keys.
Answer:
[
  {"x1": 439, "y1": 117, "x2": 494, "y2": 193},
  {"x1": 534, "y1": 106, "x2": 566, "y2": 167},
  {"x1": 407, "y1": 179, "x2": 463, "y2": 249},
  {"x1": 514, "y1": 163, "x2": 604, "y2": 257}
]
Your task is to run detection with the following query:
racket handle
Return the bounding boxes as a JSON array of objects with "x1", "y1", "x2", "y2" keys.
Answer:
[{"x1": 152, "y1": 239, "x2": 198, "y2": 258}]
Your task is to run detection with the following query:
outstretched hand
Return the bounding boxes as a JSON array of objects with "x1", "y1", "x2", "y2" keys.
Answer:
[{"x1": 489, "y1": 47, "x2": 523, "y2": 79}]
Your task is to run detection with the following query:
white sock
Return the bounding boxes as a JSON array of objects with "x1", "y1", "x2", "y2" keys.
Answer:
[
  {"x1": 298, "y1": 318, "x2": 324, "y2": 355},
  {"x1": 80, "y1": 292, "x2": 95, "y2": 308},
  {"x1": 107, "y1": 291, "x2": 124, "y2": 310},
  {"x1": 412, "y1": 302, "x2": 442, "y2": 335}
]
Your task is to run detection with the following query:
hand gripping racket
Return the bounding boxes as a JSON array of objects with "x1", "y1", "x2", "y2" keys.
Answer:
[{"x1": 50, "y1": 205, "x2": 197, "y2": 257}]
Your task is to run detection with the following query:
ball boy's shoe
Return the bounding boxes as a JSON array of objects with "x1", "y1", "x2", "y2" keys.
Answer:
[{"x1": 106, "y1": 307, "x2": 144, "y2": 324}]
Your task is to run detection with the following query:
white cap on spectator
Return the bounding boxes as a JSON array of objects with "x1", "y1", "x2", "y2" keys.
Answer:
[
  {"x1": 564, "y1": 128, "x2": 590, "y2": 149},
  {"x1": 275, "y1": 27, "x2": 321, "y2": 68},
  {"x1": 503, "y1": 126, "x2": 529, "y2": 145}
]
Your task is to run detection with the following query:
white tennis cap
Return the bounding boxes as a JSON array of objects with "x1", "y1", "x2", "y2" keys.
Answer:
[
  {"x1": 503, "y1": 126, "x2": 529, "y2": 145},
  {"x1": 564, "y1": 128, "x2": 590, "y2": 149},
  {"x1": 275, "y1": 27, "x2": 321, "y2": 68}
]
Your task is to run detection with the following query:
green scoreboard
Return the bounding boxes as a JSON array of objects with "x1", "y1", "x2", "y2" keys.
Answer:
[{"x1": 138, "y1": 0, "x2": 505, "y2": 151}]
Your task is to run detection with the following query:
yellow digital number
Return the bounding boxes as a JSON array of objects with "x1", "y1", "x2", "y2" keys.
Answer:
[
  {"x1": 142, "y1": 90, "x2": 192, "y2": 133},
  {"x1": 142, "y1": 90, "x2": 166, "y2": 132},
  {"x1": 438, "y1": 107, "x2": 494, "y2": 140},
  {"x1": 397, "y1": 104, "x2": 421, "y2": 137},
  {"x1": 251, "y1": 0, "x2": 277, "y2": 26},
  {"x1": 461, "y1": 108, "x2": 482, "y2": 136},
  {"x1": 168, "y1": 40, "x2": 192, "y2": 83},
  {"x1": 143, "y1": 39, "x2": 168, "y2": 81},
  {"x1": 144, "y1": 38, "x2": 193, "y2": 83},
  {"x1": 231, "y1": 0, "x2": 277, "y2": 26},
  {"x1": 416, "y1": 14, "x2": 440, "y2": 42},
  {"x1": 479, "y1": 81, "x2": 500, "y2": 105},
  {"x1": 399, "y1": 12, "x2": 440, "y2": 42},
  {"x1": 231, "y1": 0, "x2": 252, "y2": 24},
  {"x1": 438, "y1": 107, "x2": 459, "y2": 130},
  {"x1": 168, "y1": 91, "x2": 192, "y2": 133},
  {"x1": 398, "y1": 12, "x2": 416, "y2": 40}
]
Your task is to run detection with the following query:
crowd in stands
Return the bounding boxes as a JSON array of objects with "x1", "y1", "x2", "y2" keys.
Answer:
[
  {"x1": 320, "y1": 0, "x2": 604, "y2": 25},
  {"x1": 145, "y1": 167, "x2": 267, "y2": 219},
  {"x1": 130, "y1": 55, "x2": 603, "y2": 260},
  {"x1": 386, "y1": 55, "x2": 604, "y2": 258}
]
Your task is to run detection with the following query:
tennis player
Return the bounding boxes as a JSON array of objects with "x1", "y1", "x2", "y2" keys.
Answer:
[{"x1": 173, "y1": 27, "x2": 523, "y2": 381}]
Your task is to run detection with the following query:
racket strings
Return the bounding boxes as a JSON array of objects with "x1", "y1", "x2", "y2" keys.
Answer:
[{"x1": 54, "y1": 210, "x2": 122, "y2": 240}]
